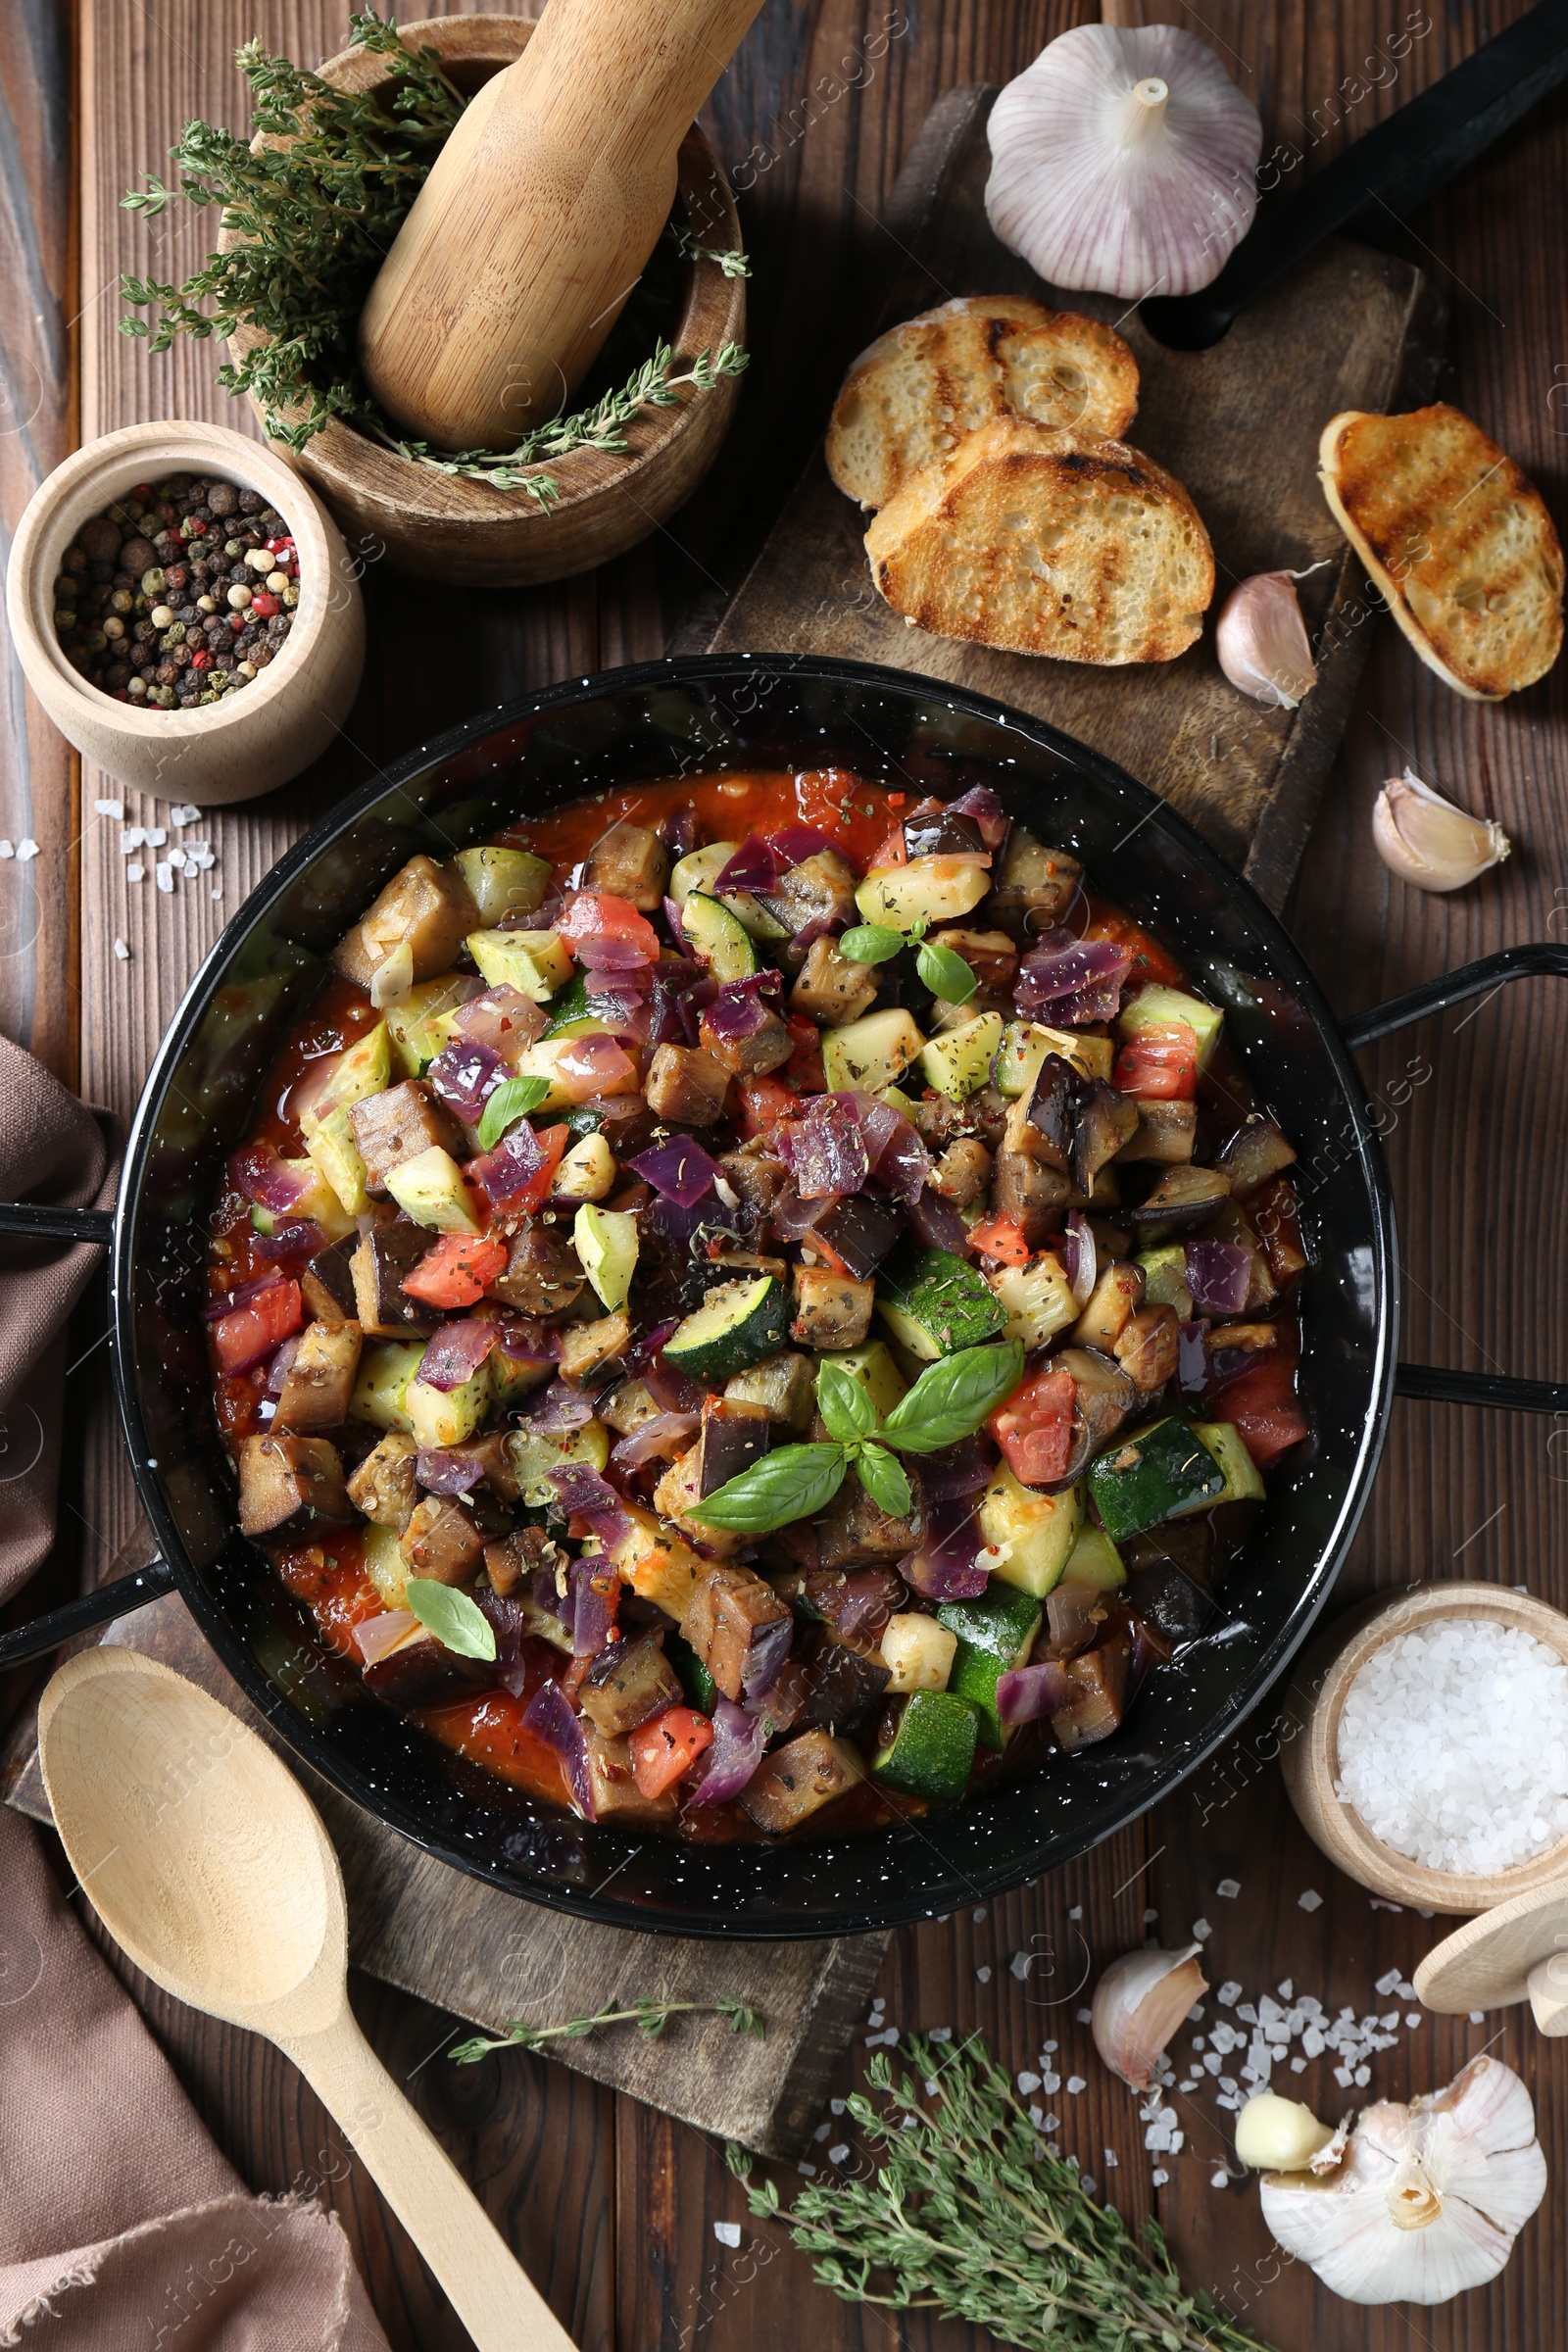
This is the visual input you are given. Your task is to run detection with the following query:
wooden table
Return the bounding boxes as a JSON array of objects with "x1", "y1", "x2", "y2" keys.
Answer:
[{"x1": 2, "y1": 4, "x2": 1566, "y2": 2347}]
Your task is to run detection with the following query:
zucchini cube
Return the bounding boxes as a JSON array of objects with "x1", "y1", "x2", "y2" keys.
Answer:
[
  {"x1": 1088, "y1": 1417, "x2": 1227, "y2": 1542},
  {"x1": 872, "y1": 1688, "x2": 979, "y2": 1801},
  {"x1": 977, "y1": 1467, "x2": 1082, "y2": 1599},
  {"x1": 875, "y1": 1244, "x2": 1005, "y2": 1361},
  {"x1": 937, "y1": 1585, "x2": 1044, "y2": 1749}
]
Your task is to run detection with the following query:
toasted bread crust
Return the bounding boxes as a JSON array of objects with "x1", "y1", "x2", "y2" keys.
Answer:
[
  {"x1": 826, "y1": 295, "x2": 1140, "y2": 512},
  {"x1": 1320, "y1": 404, "x2": 1564, "y2": 701},
  {"x1": 864, "y1": 418, "x2": 1213, "y2": 666}
]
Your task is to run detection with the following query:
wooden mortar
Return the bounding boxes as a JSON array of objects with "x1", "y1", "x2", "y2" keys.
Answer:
[
  {"x1": 359, "y1": 0, "x2": 765, "y2": 450},
  {"x1": 1280, "y1": 1583, "x2": 1568, "y2": 1915},
  {"x1": 225, "y1": 15, "x2": 746, "y2": 587}
]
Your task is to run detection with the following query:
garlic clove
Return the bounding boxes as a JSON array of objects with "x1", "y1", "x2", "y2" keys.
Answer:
[
  {"x1": 1090, "y1": 1941, "x2": 1207, "y2": 2089},
  {"x1": 1235, "y1": 2088, "x2": 1336, "y2": 2172},
  {"x1": 985, "y1": 24, "x2": 1262, "y2": 301},
  {"x1": 1215, "y1": 571, "x2": 1318, "y2": 708},
  {"x1": 1372, "y1": 767, "x2": 1510, "y2": 893}
]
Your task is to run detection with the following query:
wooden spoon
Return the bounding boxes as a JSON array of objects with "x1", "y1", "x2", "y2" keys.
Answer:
[
  {"x1": 358, "y1": 0, "x2": 766, "y2": 451},
  {"x1": 38, "y1": 1647, "x2": 574, "y2": 2352}
]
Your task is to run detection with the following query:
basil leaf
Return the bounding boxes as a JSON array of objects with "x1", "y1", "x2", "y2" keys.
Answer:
[
  {"x1": 477, "y1": 1074, "x2": 552, "y2": 1150},
  {"x1": 405, "y1": 1577, "x2": 498, "y2": 1661},
  {"x1": 855, "y1": 1443, "x2": 912, "y2": 1519},
  {"x1": 686, "y1": 1443, "x2": 849, "y2": 1532},
  {"x1": 816, "y1": 1357, "x2": 877, "y2": 1445},
  {"x1": 881, "y1": 1340, "x2": 1026, "y2": 1454},
  {"x1": 838, "y1": 923, "x2": 906, "y2": 965},
  {"x1": 916, "y1": 940, "x2": 978, "y2": 1004}
]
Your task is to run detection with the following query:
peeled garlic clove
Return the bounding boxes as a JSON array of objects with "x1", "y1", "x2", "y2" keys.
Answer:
[
  {"x1": 985, "y1": 24, "x2": 1262, "y2": 300},
  {"x1": 1216, "y1": 571, "x2": 1318, "y2": 708},
  {"x1": 1257, "y1": 2056, "x2": 1546, "y2": 2307},
  {"x1": 1090, "y1": 1941, "x2": 1207, "y2": 2089},
  {"x1": 1372, "y1": 767, "x2": 1511, "y2": 893},
  {"x1": 1235, "y1": 2088, "x2": 1336, "y2": 2172}
]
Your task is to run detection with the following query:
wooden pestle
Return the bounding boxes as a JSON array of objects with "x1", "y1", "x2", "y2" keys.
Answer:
[{"x1": 359, "y1": 0, "x2": 765, "y2": 452}]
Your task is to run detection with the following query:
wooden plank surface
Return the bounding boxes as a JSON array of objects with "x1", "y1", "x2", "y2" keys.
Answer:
[
  {"x1": 694, "y1": 88, "x2": 1440, "y2": 909},
  {"x1": 13, "y1": 2, "x2": 1568, "y2": 2349}
]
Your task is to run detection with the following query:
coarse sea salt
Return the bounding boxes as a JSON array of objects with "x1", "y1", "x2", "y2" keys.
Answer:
[{"x1": 1336, "y1": 1617, "x2": 1568, "y2": 1875}]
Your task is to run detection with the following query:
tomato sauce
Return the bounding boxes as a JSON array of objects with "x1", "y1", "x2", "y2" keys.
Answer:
[{"x1": 500, "y1": 767, "x2": 905, "y2": 876}]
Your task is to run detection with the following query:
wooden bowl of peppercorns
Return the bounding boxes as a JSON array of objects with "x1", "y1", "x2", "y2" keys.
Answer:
[{"x1": 5, "y1": 418, "x2": 365, "y2": 805}]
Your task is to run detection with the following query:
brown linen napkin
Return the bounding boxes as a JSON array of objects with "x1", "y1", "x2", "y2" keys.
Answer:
[{"x1": 0, "y1": 1038, "x2": 392, "y2": 2350}]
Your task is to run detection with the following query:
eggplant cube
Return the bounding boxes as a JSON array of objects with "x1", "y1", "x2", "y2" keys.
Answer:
[
  {"x1": 237, "y1": 1434, "x2": 353, "y2": 1538},
  {"x1": 351, "y1": 1223, "x2": 435, "y2": 1337},
  {"x1": 273, "y1": 1319, "x2": 364, "y2": 1434},
  {"x1": 679, "y1": 1565, "x2": 792, "y2": 1704},
  {"x1": 582, "y1": 820, "x2": 670, "y2": 911},
  {"x1": 346, "y1": 1431, "x2": 419, "y2": 1532},
  {"x1": 697, "y1": 1397, "x2": 772, "y2": 1496},
  {"x1": 398, "y1": 1494, "x2": 485, "y2": 1586},
  {"x1": 300, "y1": 1236, "x2": 359, "y2": 1324},
  {"x1": 577, "y1": 1636, "x2": 682, "y2": 1737},
  {"x1": 349, "y1": 1082, "x2": 462, "y2": 1193},
  {"x1": 790, "y1": 1264, "x2": 874, "y2": 1349},
  {"x1": 815, "y1": 1472, "x2": 923, "y2": 1572},
  {"x1": 654, "y1": 1444, "x2": 747, "y2": 1559},
  {"x1": 699, "y1": 1001, "x2": 794, "y2": 1078},
  {"x1": 643, "y1": 1044, "x2": 731, "y2": 1126},
  {"x1": 789, "y1": 936, "x2": 879, "y2": 1028},
  {"x1": 333, "y1": 855, "x2": 480, "y2": 990},
  {"x1": 738, "y1": 1728, "x2": 865, "y2": 1834}
]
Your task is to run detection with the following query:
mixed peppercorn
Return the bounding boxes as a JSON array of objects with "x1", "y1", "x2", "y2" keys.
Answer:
[{"x1": 54, "y1": 473, "x2": 299, "y2": 709}]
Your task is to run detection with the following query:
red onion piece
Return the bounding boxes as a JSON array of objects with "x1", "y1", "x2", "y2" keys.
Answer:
[
  {"x1": 768, "y1": 823, "x2": 834, "y2": 869},
  {"x1": 918, "y1": 1437, "x2": 995, "y2": 1503},
  {"x1": 906, "y1": 1185, "x2": 970, "y2": 1254},
  {"x1": 558, "y1": 1034, "x2": 638, "y2": 1098},
  {"x1": 417, "y1": 1319, "x2": 497, "y2": 1393},
  {"x1": 1185, "y1": 1240, "x2": 1252, "y2": 1316},
  {"x1": 663, "y1": 895, "x2": 689, "y2": 948},
  {"x1": 548, "y1": 1462, "x2": 630, "y2": 1552},
  {"x1": 661, "y1": 808, "x2": 698, "y2": 859},
  {"x1": 623, "y1": 1319, "x2": 678, "y2": 1375},
  {"x1": 570, "y1": 1555, "x2": 619, "y2": 1658},
  {"x1": 1015, "y1": 934, "x2": 1133, "y2": 1024},
  {"x1": 576, "y1": 934, "x2": 655, "y2": 976},
  {"x1": 768, "y1": 1184, "x2": 831, "y2": 1241},
  {"x1": 264, "y1": 1335, "x2": 302, "y2": 1396},
  {"x1": 627, "y1": 1135, "x2": 721, "y2": 1208},
  {"x1": 452, "y1": 985, "x2": 546, "y2": 1064},
  {"x1": 850, "y1": 1092, "x2": 930, "y2": 1204},
  {"x1": 203, "y1": 1271, "x2": 286, "y2": 1322},
  {"x1": 426, "y1": 1037, "x2": 507, "y2": 1124},
  {"x1": 714, "y1": 835, "x2": 779, "y2": 897},
  {"x1": 416, "y1": 1446, "x2": 487, "y2": 1494},
  {"x1": 232, "y1": 1143, "x2": 311, "y2": 1216},
  {"x1": 676, "y1": 974, "x2": 719, "y2": 1046},
  {"x1": 475, "y1": 1589, "x2": 530, "y2": 1696},
  {"x1": 742, "y1": 1612, "x2": 794, "y2": 1699},
  {"x1": 778, "y1": 1094, "x2": 869, "y2": 1200},
  {"x1": 831, "y1": 1569, "x2": 904, "y2": 1643},
  {"x1": 644, "y1": 1350, "x2": 711, "y2": 1414},
  {"x1": 1063, "y1": 1209, "x2": 1098, "y2": 1308},
  {"x1": 496, "y1": 1314, "x2": 560, "y2": 1363},
  {"x1": 702, "y1": 981, "x2": 772, "y2": 1050},
  {"x1": 901, "y1": 1497, "x2": 991, "y2": 1599},
  {"x1": 521, "y1": 1379, "x2": 595, "y2": 1433},
  {"x1": 252, "y1": 1216, "x2": 325, "y2": 1269},
  {"x1": 685, "y1": 1696, "x2": 768, "y2": 1806},
  {"x1": 522, "y1": 1680, "x2": 596, "y2": 1818},
  {"x1": 947, "y1": 784, "x2": 1010, "y2": 852},
  {"x1": 997, "y1": 1658, "x2": 1078, "y2": 1725},
  {"x1": 469, "y1": 1117, "x2": 546, "y2": 1208},
  {"x1": 582, "y1": 984, "x2": 650, "y2": 1043},
  {"x1": 612, "y1": 1408, "x2": 702, "y2": 1470},
  {"x1": 354, "y1": 1609, "x2": 424, "y2": 1667}
]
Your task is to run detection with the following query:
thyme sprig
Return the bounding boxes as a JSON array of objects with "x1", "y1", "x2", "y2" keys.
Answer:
[
  {"x1": 119, "y1": 10, "x2": 749, "y2": 509},
  {"x1": 450, "y1": 1989, "x2": 764, "y2": 2063},
  {"x1": 727, "y1": 2034, "x2": 1276, "y2": 2352}
]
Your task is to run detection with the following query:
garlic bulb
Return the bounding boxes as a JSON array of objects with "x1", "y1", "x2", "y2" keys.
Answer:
[
  {"x1": 1259, "y1": 2056, "x2": 1545, "y2": 2306},
  {"x1": 1235, "y1": 2089, "x2": 1337, "y2": 2173},
  {"x1": 1373, "y1": 767, "x2": 1511, "y2": 893},
  {"x1": 1091, "y1": 1942, "x2": 1207, "y2": 2089},
  {"x1": 1216, "y1": 572, "x2": 1318, "y2": 708},
  {"x1": 986, "y1": 25, "x2": 1262, "y2": 301}
]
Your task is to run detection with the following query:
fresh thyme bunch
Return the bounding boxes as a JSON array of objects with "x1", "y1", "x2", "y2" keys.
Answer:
[
  {"x1": 728, "y1": 2034, "x2": 1277, "y2": 2352},
  {"x1": 120, "y1": 10, "x2": 748, "y2": 509}
]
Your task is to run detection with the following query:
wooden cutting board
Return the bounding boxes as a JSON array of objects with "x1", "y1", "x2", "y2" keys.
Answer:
[
  {"x1": 6, "y1": 78, "x2": 1444, "y2": 2164},
  {"x1": 684, "y1": 83, "x2": 1446, "y2": 911}
]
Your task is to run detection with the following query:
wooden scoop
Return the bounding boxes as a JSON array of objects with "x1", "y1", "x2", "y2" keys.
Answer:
[
  {"x1": 38, "y1": 1647, "x2": 574, "y2": 2352},
  {"x1": 1416, "y1": 1878, "x2": 1568, "y2": 2037},
  {"x1": 359, "y1": 0, "x2": 766, "y2": 451}
]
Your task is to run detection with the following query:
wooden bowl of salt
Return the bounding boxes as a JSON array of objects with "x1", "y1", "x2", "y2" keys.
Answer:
[{"x1": 1280, "y1": 1583, "x2": 1568, "y2": 1915}]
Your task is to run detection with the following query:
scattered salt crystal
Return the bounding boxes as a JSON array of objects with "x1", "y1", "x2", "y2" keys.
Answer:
[
  {"x1": 1290, "y1": 2057, "x2": 1307, "y2": 2073},
  {"x1": 813, "y1": 2123, "x2": 831, "y2": 2141},
  {"x1": 121, "y1": 828, "x2": 144, "y2": 853},
  {"x1": 1187, "y1": 2003, "x2": 1204, "y2": 2021},
  {"x1": 1068, "y1": 1905, "x2": 1083, "y2": 1921},
  {"x1": 975, "y1": 1966, "x2": 992, "y2": 1984},
  {"x1": 94, "y1": 798, "x2": 123, "y2": 818},
  {"x1": 1406, "y1": 2013, "x2": 1423, "y2": 2029},
  {"x1": 830, "y1": 2098, "x2": 846, "y2": 2114},
  {"x1": 0, "y1": 843, "x2": 13, "y2": 859},
  {"x1": 1337, "y1": 1618, "x2": 1568, "y2": 1874},
  {"x1": 210, "y1": 883, "x2": 222, "y2": 899},
  {"x1": 1103, "y1": 2149, "x2": 1118, "y2": 2168},
  {"x1": 1017, "y1": 2071, "x2": 1041, "y2": 2094},
  {"x1": 1066, "y1": 2077, "x2": 1086, "y2": 2095},
  {"x1": 113, "y1": 938, "x2": 129, "y2": 961},
  {"x1": 928, "y1": 2028, "x2": 952, "y2": 2043},
  {"x1": 168, "y1": 848, "x2": 188, "y2": 873},
  {"x1": 1210, "y1": 2170, "x2": 1229, "y2": 2189},
  {"x1": 1354, "y1": 2066, "x2": 1371, "y2": 2086},
  {"x1": 1370, "y1": 1897, "x2": 1404, "y2": 1912},
  {"x1": 16, "y1": 840, "x2": 38, "y2": 861},
  {"x1": 1076, "y1": 2008, "x2": 1092, "y2": 2025},
  {"x1": 170, "y1": 804, "x2": 202, "y2": 826},
  {"x1": 144, "y1": 826, "x2": 167, "y2": 847},
  {"x1": 1277, "y1": 1980, "x2": 1293, "y2": 2000},
  {"x1": 1216, "y1": 1879, "x2": 1241, "y2": 1899},
  {"x1": 1333, "y1": 2065, "x2": 1353, "y2": 2086},
  {"x1": 1216, "y1": 1982, "x2": 1242, "y2": 2006},
  {"x1": 797, "y1": 2161, "x2": 816, "y2": 2177},
  {"x1": 972, "y1": 1906, "x2": 987, "y2": 1921},
  {"x1": 1010, "y1": 1951, "x2": 1032, "y2": 1981},
  {"x1": 827, "y1": 2143, "x2": 849, "y2": 2165},
  {"x1": 1376, "y1": 1968, "x2": 1402, "y2": 1996},
  {"x1": 1143, "y1": 1906, "x2": 1159, "y2": 1923},
  {"x1": 1192, "y1": 1918, "x2": 1212, "y2": 1941},
  {"x1": 155, "y1": 862, "x2": 173, "y2": 895},
  {"x1": 1298, "y1": 1889, "x2": 1323, "y2": 1912},
  {"x1": 713, "y1": 2221, "x2": 741, "y2": 2248},
  {"x1": 1043, "y1": 2039, "x2": 1057, "y2": 2053},
  {"x1": 1152, "y1": 2167, "x2": 1169, "y2": 2185},
  {"x1": 126, "y1": 863, "x2": 144, "y2": 883},
  {"x1": 1470, "y1": 2011, "x2": 1486, "y2": 2024}
]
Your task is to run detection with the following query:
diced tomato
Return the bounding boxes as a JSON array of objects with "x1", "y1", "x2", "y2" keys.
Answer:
[
  {"x1": 629, "y1": 1705, "x2": 714, "y2": 1798},
  {"x1": 784, "y1": 1013, "x2": 826, "y2": 1093},
  {"x1": 1215, "y1": 1349, "x2": 1307, "y2": 1468},
  {"x1": 1112, "y1": 1021, "x2": 1199, "y2": 1101},
  {"x1": 989, "y1": 1365, "x2": 1076, "y2": 1486},
  {"x1": 867, "y1": 824, "x2": 907, "y2": 868},
  {"x1": 556, "y1": 891, "x2": 661, "y2": 960},
  {"x1": 737, "y1": 1074, "x2": 798, "y2": 1141},
  {"x1": 969, "y1": 1215, "x2": 1031, "y2": 1267},
  {"x1": 505, "y1": 1122, "x2": 569, "y2": 1213},
  {"x1": 559, "y1": 1655, "x2": 596, "y2": 1705},
  {"x1": 211, "y1": 1278, "x2": 302, "y2": 1375},
  {"x1": 1081, "y1": 902, "x2": 1183, "y2": 988},
  {"x1": 401, "y1": 1233, "x2": 509, "y2": 1309}
]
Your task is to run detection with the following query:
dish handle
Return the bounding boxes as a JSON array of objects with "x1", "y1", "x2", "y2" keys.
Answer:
[{"x1": 1345, "y1": 943, "x2": 1568, "y2": 1414}]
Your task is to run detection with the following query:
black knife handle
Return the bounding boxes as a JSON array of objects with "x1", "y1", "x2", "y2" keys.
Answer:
[{"x1": 1142, "y1": 0, "x2": 1568, "y2": 349}]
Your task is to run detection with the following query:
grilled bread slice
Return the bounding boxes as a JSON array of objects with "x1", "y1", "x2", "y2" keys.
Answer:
[
  {"x1": 826, "y1": 295, "x2": 1140, "y2": 512},
  {"x1": 864, "y1": 418, "x2": 1213, "y2": 666},
  {"x1": 1320, "y1": 404, "x2": 1564, "y2": 701}
]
